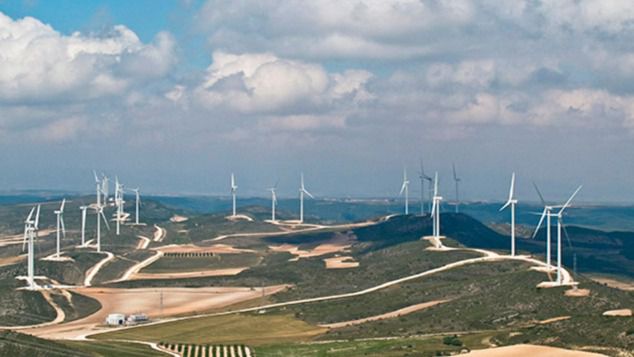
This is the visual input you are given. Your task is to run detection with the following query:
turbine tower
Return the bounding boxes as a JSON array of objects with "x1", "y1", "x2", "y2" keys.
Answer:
[
  {"x1": 114, "y1": 177, "x2": 125, "y2": 235},
  {"x1": 554, "y1": 186, "x2": 582, "y2": 285},
  {"x1": 419, "y1": 160, "x2": 432, "y2": 215},
  {"x1": 299, "y1": 173, "x2": 314, "y2": 223},
  {"x1": 21, "y1": 205, "x2": 40, "y2": 290},
  {"x1": 230, "y1": 173, "x2": 238, "y2": 217},
  {"x1": 399, "y1": 168, "x2": 410, "y2": 215},
  {"x1": 452, "y1": 163, "x2": 461, "y2": 213},
  {"x1": 269, "y1": 182, "x2": 278, "y2": 222},
  {"x1": 79, "y1": 205, "x2": 88, "y2": 246},
  {"x1": 94, "y1": 202, "x2": 110, "y2": 252},
  {"x1": 431, "y1": 172, "x2": 443, "y2": 237},
  {"x1": 499, "y1": 173, "x2": 517, "y2": 256},
  {"x1": 532, "y1": 183, "x2": 555, "y2": 269},
  {"x1": 54, "y1": 199, "x2": 66, "y2": 259},
  {"x1": 101, "y1": 174, "x2": 109, "y2": 204}
]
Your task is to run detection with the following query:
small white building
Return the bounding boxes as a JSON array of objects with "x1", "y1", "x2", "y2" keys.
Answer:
[
  {"x1": 105, "y1": 313, "x2": 126, "y2": 326},
  {"x1": 126, "y1": 313, "x2": 149, "y2": 324}
]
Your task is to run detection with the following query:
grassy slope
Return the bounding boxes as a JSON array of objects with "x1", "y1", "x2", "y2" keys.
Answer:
[
  {"x1": 61, "y1": 340, "x2": 167, "y2": 357},
  {"x1": 141, "y1": 253, "x2": 261, "y2": 273},
  {"x1": 91, "y1": 250, "x2": 155, "y2": 284},
  {"x1": 0, "y1": 266, "x2": 56, "y2": 326},
  {"x1": 0, "y1": 331, "x2": 90, "y2": 357},
  {"x1": 95, "y1": 313, "x2": 326, "y2": 346}
]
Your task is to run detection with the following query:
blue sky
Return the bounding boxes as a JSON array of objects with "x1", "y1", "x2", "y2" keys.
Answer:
[{"x1": 2, "y1": 1, "x2": 634, "y2": 203}]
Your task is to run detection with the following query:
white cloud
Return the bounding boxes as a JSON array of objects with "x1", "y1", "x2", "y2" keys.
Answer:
[
  {"x1": 194, "y1": 51, "x2": 372, "y2": 113},
  {"x1": 0, "y1": 12, "x2": 176, "y2": 103}
]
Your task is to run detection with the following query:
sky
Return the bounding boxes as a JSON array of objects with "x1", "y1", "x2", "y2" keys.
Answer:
[{"x1": 1, "y1": 0, "x2": 634, "y2": 203}]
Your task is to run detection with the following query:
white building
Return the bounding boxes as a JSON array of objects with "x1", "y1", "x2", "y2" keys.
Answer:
[{"x1": 105, "y1": 313, "x2": 126, "y2": 326}]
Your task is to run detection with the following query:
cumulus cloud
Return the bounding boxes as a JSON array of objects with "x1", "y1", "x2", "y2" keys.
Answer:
[
  {"x1": 0, "y1": 12, "x2": 176, "y2": 104},
  {"x1": 193, "y1": 51, "x2": 373, "y2": 114}
]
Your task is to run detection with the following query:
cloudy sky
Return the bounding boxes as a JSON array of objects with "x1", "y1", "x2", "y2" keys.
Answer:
[{"x1": 1, "y1": 0, "x2": 634, "y2": 202}]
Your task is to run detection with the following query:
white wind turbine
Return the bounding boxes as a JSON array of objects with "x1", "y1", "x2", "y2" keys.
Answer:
[
  {"x1": 94, "y1": 202, "x2": 110, "y2": 252},
  {"x1": 431, "y1": 172, "x2": 443, "y2": 238},
  {"x1": 79, "y1": 205, "x2": 88, "y2": 246},
  {"x1": 452, "y1": 163, "x2": 461, "y2": 213},
  {"x1": 269, "y1": 182, "x2": 278, "y2": 222},
  {"x1": 299, "y1": 173, "x2": 314, "y2": 223},
  {"x1": 101, "y1": 174, "x2": 109, "y2": 204},
  {"x1": 553, "y1": 186, "x2": 582, "y2": 285},
  {"x1": 499, "y1": 173, "x2": 518, "y2": 256},
  {"x1": 230, "y1": 173, "x2": 238, "y2": 217},
  {"x1": 53, "y1": 199, "x2": 66, "y2": 259},
  {"x1": 399, "y1": 168, "x2": 410, "y2": 215},
  {"x1": 21, "y1": 205, "x2": 40, "y2": 289},
  {"x1": 532, "y1": 183, "x2": 555, "y2": 269},
  {"x1": 114, "y1": 176, "x2": 125, "y2": 235},
  {"x1": 419, "y1": 160, "x2": 432, "y2": 215}
]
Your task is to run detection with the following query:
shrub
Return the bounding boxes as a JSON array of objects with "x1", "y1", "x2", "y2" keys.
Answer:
[{"x1": 442, "y1": 335, "x2": 463, "y2": 346}]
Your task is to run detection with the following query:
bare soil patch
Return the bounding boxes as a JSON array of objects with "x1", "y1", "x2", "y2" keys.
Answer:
[{"x1": 462, "y1": 344, "x2": 606, "y2": 356}]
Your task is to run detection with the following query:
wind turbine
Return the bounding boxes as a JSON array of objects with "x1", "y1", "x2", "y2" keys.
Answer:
[
  {"x1": 431, "y1": 172, "x2": 443, "y2": 237},
  {"x1": 114, "y1": 177, "x2": 125, "y2": 235},
  {"x1": 532, "y1": 183, "x2": 555, "y2": 269},
  {"x1": 269, "y1": 182, "x2": 278, "y2": 222},
  {"x1": 452, "y1": 163, "x2": 461, "y2": 213},
  {"x1": 131, "y1": 188, "x2": 141, "y2": 225},
  {"x1": 553, "y1": 186, "x2": 582, "y2": 285},
  {"x1": 21, "y1": 205, "x2": 40, "y2": 289},
  {"x1": 499, "y1": 173, "x2": 518, "y2": 256},
  {"x1": 230, "y1": 173, "x2": 238, "y2": 217},
  {"x1": 399, "y1": 168, "x2": 410, "y2": 215},
  {"x1": 79, "y1": 205, "x2": 88, "y2": 246},
  {"x1": 94, "y1": 202, "x2": 110, "y2": 252},
  {"x1": 299, "y1": 173, "x2": 314, "y2": 223},
  {"x1": 54, "y1": 199, "x2": 66, "y2": 259},
  {"x1": 419, "y1": 160, "x2": 432, "y2": 215},
  {"x1": 93, "y1": 170, "x2": 102, "y2": 207},
  {"x1": 101, "y1": 174, "x2": 109, "y2": 204}
]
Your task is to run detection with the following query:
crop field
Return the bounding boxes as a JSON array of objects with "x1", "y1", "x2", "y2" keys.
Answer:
[
  {"x1": 142, "y1": 253, "x2": 261, "y2": 273},
  {"x1": 95, "y1": 312, "x2": 327, "y2": 346}
]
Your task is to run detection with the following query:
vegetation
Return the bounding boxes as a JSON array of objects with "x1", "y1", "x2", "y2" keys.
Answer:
[
  {"x1": 0, "y1": 330, "x2": 90, "y2": 357},
  {"x1": 95, "y1": 313, "x2": 326, "y2": 346},
  {"x1": 62, "y1": 340, "x2": 166, "y2": 356},
  {"x1": 0, "y1": 266, "x2": 56, "y2": 326},
  {"x1": 141, "y1": 253, "x2": 261, "y2": 273}
]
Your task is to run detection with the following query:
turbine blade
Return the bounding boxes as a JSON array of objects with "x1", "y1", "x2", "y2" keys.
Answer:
[
  {"x1": 452, "y1": 163, "x2": 457, "y2": 181},
  {"x1": 93, "y1": 170, "x2": 99, "y2": 183},
  {"x1": 532, "y1": 181, "x2": 546, "y2": 206},
  {"x1": 509, "y1": 172, "x2": 515, "y2": 201},
  {"x1": 532, "y1": 208, "x2": 548, "y2": 239},
  {"x1": 60, "y1": 217, "x2": 66, "y2": 237},
  {"x1": 434, "y1": 172, "x2": 439, "y2": 196},
  {"x1": 34, "y1": 205, "x2": 41, "y2": 229},
  {"x1": 560, "y1": 218, "x2": 574, "y2": 248},
  {"x1": 304, "y1": 189, "x2": 314, "y2": 199},
  {"x1": 559, "y1": 185, "x2": 582, "y2": 215},
  {"x1": 101, "y1": 210, "x2": 111, "y2": 230},
  {"x1": 22, "y1": 226, "x2": 28, "y2": 251},
  {"x1": 60, "y1": 198, "x2": 66, "y2": 212},
  {"x1": 25, "y1": 206, "x2": 35, "y2": 224},
  {"x1": 399, "y1": 181, "x2": 407, "y2": 195},
  {"x1": 431, "y1": 202, "x2": 436, "y2": 217},
  {"x1": 499, "y1": 200, "x2": 511, "y2": 211}
]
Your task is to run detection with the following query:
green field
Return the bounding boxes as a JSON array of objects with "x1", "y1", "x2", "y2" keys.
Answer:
[
  {"x1": 95, "y1": 313, "x2": 326, "y2": 346},
  {"x1": 62, "y1": 340, "x2": 167, "y2": 356},
  {"x1": 141, "y1": 253, "x2": 261, "y2": 273}
]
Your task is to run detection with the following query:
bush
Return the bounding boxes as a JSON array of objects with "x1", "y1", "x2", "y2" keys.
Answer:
[{"x1": 442, "y1": 335, "x2": 463, "y2": 346}]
